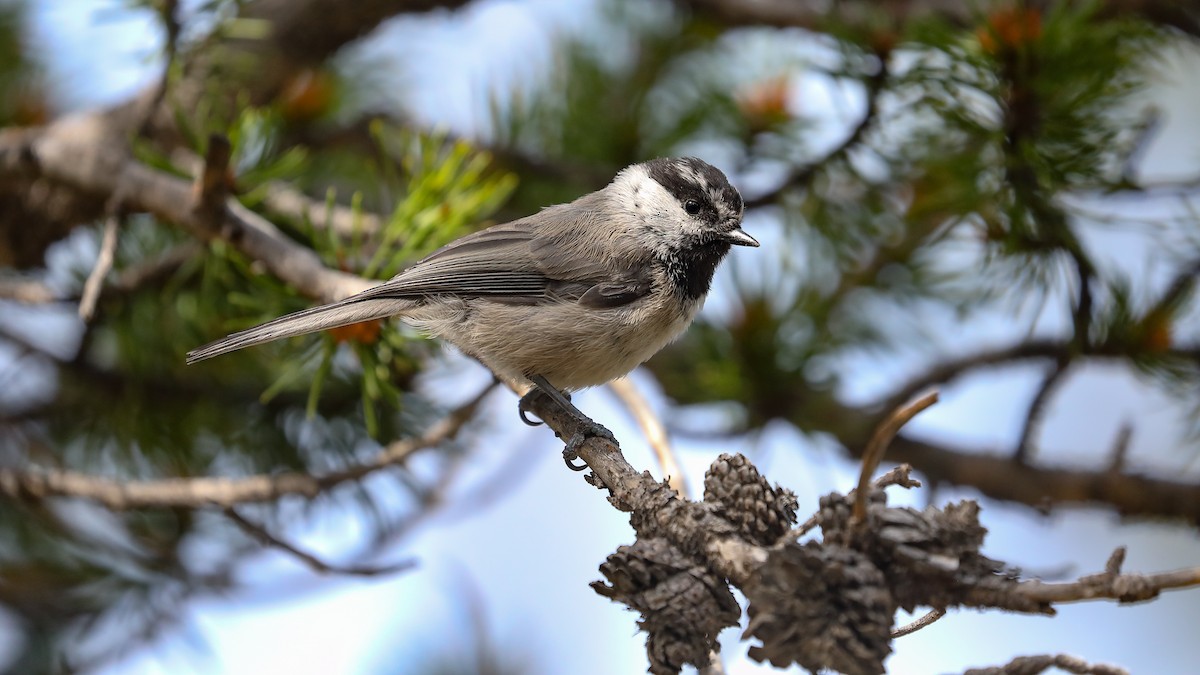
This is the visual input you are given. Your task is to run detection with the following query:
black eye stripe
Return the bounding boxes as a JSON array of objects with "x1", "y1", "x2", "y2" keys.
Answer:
[{"x1": 644, "y1": 156, "x2": 743, "y2": 221}]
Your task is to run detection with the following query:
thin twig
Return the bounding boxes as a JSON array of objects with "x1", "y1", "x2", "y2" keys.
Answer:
[
  {"x1": 1013, "y1": 360, "x2": 1071, "y2": 465},
  {"x1": 1068, "y1": 248, "x2": 1095, "y2": 351},
  {"x1": 782, "y1": 464, "x2": 921, "y2": 543},
  {"x1": 78, "y1": 215, "x2": 121, "y2": 322},
  {"x1": 1106, "y1": 423, "x2": 1133, "y2": 474},
  {"x1": 225, "y1": 508, "x2": 415, "y2": 577},
  {"x1": 744, "y1": 57, "x2": 889, "y2": 209},
  {"x1": 1013, "y1": 564, "x2": 1200, "y2": 605},
  {"x1": 890, "y1": 607, "x2": 946, "y2": 638},
  {"x1": 608, "y1": 377, "x2": 688, "y2": 496},
  {"x1": 321, "y1": 381, "x2": 496, "y2": 484},
  {"x1": 193, "y1": 134, "x2": 233, "y2": 214},
  {"x1": 853, "y1": 391, "x2": 938, "y2": 523},
  {"x1": 1105, "y1": 546, "x2": 1127, "y2": 576},
  {"x1": 877, "y1": 338, "x2": 1200, "y2": 420},
  {"x1": 0, "y1": 383, "x2": 494, "y2": 509}
]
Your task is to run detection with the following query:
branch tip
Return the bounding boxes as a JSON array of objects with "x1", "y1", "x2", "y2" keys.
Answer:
[
  {"x1": 853, "y1": 391, "x2": 938, "y2": 522},
  {"x1": 890, "y1": 607, "x2": 946, "y2": 638}
]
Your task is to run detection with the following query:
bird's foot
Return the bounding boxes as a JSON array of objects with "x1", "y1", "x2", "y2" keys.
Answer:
[
  {"x1": 562, "y1": 419, "x2": 617, "y2": 471},
  {"x1": 517, "y1": 381, "x2": 575, "y2": 426},
  {"x1": 519, "y1": 375, "x2": 617, "y2": 471}
]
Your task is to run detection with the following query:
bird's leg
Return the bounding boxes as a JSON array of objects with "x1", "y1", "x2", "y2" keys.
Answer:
[{"x1": 520, "y1": 375, "x2": 617, "y2": 470}]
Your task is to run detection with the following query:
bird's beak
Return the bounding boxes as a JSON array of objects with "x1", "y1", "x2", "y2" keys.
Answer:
[{"x1": 723, "y1": 227, "x2": 759, "y2": 247}]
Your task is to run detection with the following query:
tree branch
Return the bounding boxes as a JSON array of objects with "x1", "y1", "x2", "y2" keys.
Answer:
[
  {"x1": 549, "y1": 390, "x2": 1200, "y2": 673},
  {"x1": 0, "y1": 383, "x2": 493, "y2": 509},
  {"x1": 225, "y1": 508, "x2": 416, "y2": 577},
  {"x1": 879, "y1": 339, "x2": 1199, "y2": 416},
  {"x1": 0, "y1": 115, "x2": 372, "y2": 304},
  {"x1": 883, "y1": 434, "x2": 1200, "y2": 520},
  {"x1": 679, "y1": 0, "x2": 1200, "y2": 37},
  {"x1": 0, "y1": 0, "x2": 473, "y2": 267},
  {"x1": 964, "y1": 654, "x2": 1129, "y2": 675},
  {"x1": 1009, "y1": 546, "x2": 1200, "y2": 605}
]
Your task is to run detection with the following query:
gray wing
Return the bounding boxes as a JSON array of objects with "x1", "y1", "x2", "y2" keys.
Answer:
[
  {"x1": 187, "y1": 205, "x2": 653, "y2": 363},
  {"x1": 351, "y1": 205, "x2": 653, "y2": 305}
]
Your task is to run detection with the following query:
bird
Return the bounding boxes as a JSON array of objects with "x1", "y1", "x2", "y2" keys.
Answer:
[{"x1": 188, "y1": 157, "x2": 756, "y2": 457}]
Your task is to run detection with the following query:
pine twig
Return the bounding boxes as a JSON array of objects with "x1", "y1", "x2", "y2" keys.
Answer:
[
  {"x1": 1013, "y1": 360, "x2": 1071, "y2": 465},
  {"x1": 225, "y1": 508, "x2": 415, "y2": 577}
]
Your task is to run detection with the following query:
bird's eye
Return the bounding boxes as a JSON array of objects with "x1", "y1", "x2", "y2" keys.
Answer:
[{"x1": 684, "y1": 199, "x2": 702, "y2": 215}]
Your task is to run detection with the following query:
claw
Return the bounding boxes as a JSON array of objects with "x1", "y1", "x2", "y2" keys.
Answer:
[
  {"x1": 517, "y1": 389, "x2": 545, "y2": 426},
  {"x1": 518, "y1": 404, "x2": 544, "y2": 427},
  {"x1": 521, "y1": 374, "x2": 618, "y2": 471},
  {"x1": 563, "y1": 444, "x2": 588, "y2": 471}
]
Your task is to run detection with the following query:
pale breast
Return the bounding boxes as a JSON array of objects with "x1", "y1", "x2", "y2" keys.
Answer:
[{"x1": 418, "y1": 291, "x2": 703, "y2": 391}]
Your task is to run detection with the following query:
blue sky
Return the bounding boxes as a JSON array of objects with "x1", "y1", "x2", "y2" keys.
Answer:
[{"x1": 13, "y1": 1, "x2": 1200, "y2": 673}]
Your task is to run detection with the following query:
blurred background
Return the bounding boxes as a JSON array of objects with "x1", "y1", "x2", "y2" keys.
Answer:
[{"x1": 1, "y1": 0, "x2": 1199, "y2": 673}]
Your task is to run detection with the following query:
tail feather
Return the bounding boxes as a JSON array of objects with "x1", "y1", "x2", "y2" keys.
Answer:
[{"x1": 186, "y1": 297, "x2": 415, "y2": 364}]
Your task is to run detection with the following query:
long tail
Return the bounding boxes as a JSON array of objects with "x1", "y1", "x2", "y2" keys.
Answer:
[{"x1": 186, "y1": 296, "x2": 416, "y2": 364}]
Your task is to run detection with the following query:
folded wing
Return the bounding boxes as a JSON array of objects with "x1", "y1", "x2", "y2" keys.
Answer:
[{"x1": 187, "y1": 212, "x2": 655, "y2": 363}]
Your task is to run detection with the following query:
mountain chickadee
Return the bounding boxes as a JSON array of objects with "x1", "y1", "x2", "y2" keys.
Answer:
[{"x1": 188, "y1": 157, "x2": 756, "y2": 452}]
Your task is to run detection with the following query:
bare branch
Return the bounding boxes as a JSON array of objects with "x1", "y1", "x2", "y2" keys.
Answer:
[
  {"x1": 225, "y1": 508, "x2": 416, "y2": 577},
  {"x1": 1, "y1": 115, "x2": 372, "y2": 304},
  {"x1": 0, "y1": 383, "x2": 493, "y2": 509},
  {"x1": 538, "y1": 388, "x2": 1197, "y2": 672},
  {"x1": 1011, "y1": 560, "x2": 1200, "y2": 605},
  {"x1": 609, "y1": 377, "x2": 689, "y2": 496},
  {"x1": 853, "y1": 391, "x2": 938, "y2": 522},
  {"x1": 879, "y1": 339, "x2": 1199, "y2": 416},
  {"x1": 679, "y1": 0, "x2": 1200, "y2": 37},
  {"x1": 78, "y1": 215, "x2": 120, "y2": 322},
  {"x1": 882, "y1": 433, "x2": 1200, "y2": 521},
  {"x1": 890, "y1": 607, "x2": 946, "y2": 638}
]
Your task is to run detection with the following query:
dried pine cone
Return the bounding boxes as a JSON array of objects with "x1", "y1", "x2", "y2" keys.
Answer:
[
  {"x1": 592, "y1": 538, "x2": 739, "y2": 675},
  {"x1": 704, "y1": 453, "x2": 798, "y2": 545}
]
